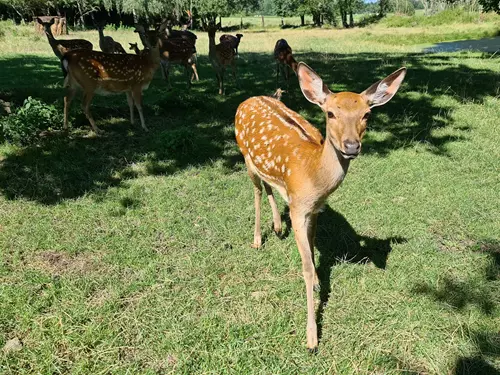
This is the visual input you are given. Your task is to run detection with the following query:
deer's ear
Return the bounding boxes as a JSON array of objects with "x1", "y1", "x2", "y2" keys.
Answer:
[
  {"x1": 49, "y1": 18, "x2": 55, "y2": 26},
  {"x1": 297, "y1": 62, "x2": 330, "y2": 106},
  {"x1": 362, "y1": 67, "x2": 407, "y2": 108},
  {"x1": 36, "y1": 17, "x2": 43, "y2": 25},
  {"x1": 216, "y1": 22, "x2": 221, "y2": 30}
]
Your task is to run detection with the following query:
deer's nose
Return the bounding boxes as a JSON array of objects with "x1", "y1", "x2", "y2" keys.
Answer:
[{"x1": 343, "y1": 140, "x2": 361, "y2": 155}]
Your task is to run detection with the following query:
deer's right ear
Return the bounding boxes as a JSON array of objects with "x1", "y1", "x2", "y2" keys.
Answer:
[
  {"x1": 36, "y1": 17, "x2": 43, "y2": 25},
  {"x1": 297, "y1": 62, "x2": 330, "y2": 106},
  {"x1": 49, "y1": 18, "x2": 55, "y2": 26}
]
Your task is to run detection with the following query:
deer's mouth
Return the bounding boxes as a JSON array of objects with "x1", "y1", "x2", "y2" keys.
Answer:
[{"x1": 340, "y1": 150, "x2": 360, "y2": 160}]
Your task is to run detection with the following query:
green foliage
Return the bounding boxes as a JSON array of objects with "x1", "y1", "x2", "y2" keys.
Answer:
[
  {"x1": 0, "y1": 97, "x2": 62, "y2": 145},
  {"x1": 478, "y1": 0, "x2": 500, "y2": 13},
  {"x1": 380, "y1": 7, "x2": 499, "y2": 26},
  {"x1": 161, "y1": 127, "x2": 197, "y2": 155}
]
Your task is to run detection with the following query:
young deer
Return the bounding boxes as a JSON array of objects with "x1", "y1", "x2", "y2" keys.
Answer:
[
  {"x1": 96, "y1": 22, "x2": 126, "y2": 54},
  {"x1": 62, "y1": 26, "x2": 164, "y2": 133},
  {"x1": 135, "y1": 25, "x2": 199, "y2": 88},
  {"x1": 235, "y1": 63, "x2": 406, "y2": 351},
  {"x1": 37, "y1": 17, "x2": 93, "y2": 76},
  {"x1": 204, "y1": 22, "x2": 237, "y2": 95},
  {"x1": 274, "y1": 39, "x2": 298, "y2": 88}
]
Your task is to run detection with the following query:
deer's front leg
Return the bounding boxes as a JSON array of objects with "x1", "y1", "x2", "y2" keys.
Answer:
[
  {"x1": 291, "y1": 209, "x2": 318, "y2": 352},
  {"x1": 308, "y1": 213, "x2": 320, "y2": 292}
]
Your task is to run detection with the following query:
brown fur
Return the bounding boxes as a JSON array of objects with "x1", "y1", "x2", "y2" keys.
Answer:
[
  {"x1": 205, "y1": 23, "x2": 237, "y2": 95},
  {"x1": 235, "y1": 62, "x2": 406, "y2": 351},
  {"x1": 62, "y1": 30, "x2": 163, "y2": 133},
  {"x1": 274, "y1": 39, "x2": 298, "y2": 88}
]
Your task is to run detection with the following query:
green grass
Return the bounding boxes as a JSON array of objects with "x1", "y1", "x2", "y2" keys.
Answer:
[{"x1": 0, "y1": 19, "x2": 499, "y2": 374}]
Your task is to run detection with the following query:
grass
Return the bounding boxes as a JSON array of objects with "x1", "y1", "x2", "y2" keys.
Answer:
[{"x1": 0, "y1": 17, "x2": 499, "y2": 374}]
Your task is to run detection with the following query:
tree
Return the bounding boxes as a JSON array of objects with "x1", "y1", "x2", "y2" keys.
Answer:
[{"x1": 478, "y1": 0, "x2": 499, "y2": 13}]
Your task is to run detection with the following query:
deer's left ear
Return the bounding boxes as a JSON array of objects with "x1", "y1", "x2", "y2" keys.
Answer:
[
  {"x1": 362, "y1": 67, "x2": 407, "y2": 108},
  {"x1": 216, "y1": 22, "x2": 222, "y2": 30}
]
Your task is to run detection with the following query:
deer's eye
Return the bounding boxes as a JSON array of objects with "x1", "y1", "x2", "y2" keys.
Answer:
[
  {"x1": 327, "y1": 111, "x2": 335, "y2": 119},
  {"x1": 363, "y1": 112, "x2": 371, "y2": 121}
]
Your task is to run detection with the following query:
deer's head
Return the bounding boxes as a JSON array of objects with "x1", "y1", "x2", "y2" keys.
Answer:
[{"x1": 297, "y1": 62, "x2": 406, "y2": 159}]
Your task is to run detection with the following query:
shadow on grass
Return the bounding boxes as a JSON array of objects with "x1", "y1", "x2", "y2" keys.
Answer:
[
  {"x1": 454, "y1": 331, "x2": 500, "y2": 375},
  {"x1": 312, "y1": 205, "x2": 407, "y2": 343},
  {"x1": 0, "y1": 50, "x2": 498, "y2": 204}
]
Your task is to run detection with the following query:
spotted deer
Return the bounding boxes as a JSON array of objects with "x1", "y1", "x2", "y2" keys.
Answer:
[
  {"x1": 235, "y1": 63, "x2": 406, "y2": 351},
  {"x1": 274, "y1": 39, "x2": 298, "y2": 88},
  {"x1": 37, "y1": 17, "x2": 93, "y2": 76},
  {"x1": 135, "y1": 24, "x2": 199, "y2": 88},
  {"x1": 204, "y1": 22, "x2": 237, "y2": 95},
  {"x1": 96, "y1": 22, "x2": 127, "y2": 54},
  {"x1": 62, "y1": 25, "x2": 164, "y2": 133}
]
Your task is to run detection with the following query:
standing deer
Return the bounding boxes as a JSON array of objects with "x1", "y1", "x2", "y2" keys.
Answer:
[
  {"x1": 96, "y1": 22, "x2": 127, "y2": 54},
  {"x1": 135, "y1": 25, "x2": 199, "y2": 88},
  {"x1": 37, "y1": 17, "x2": 93, "y2": 76},
  {"x1": 62, "y1": 25, "x2": 165, "y2": 133},
  {"x1": 204, "y1": 22, "x2": 237, "y2": 95},
  {"x1": 235, "y1": 63, "x2": 406, "y2": 351},
  {"x1": 274, "y1": 39, "x2": 298, "y2": 88},
  {"x1": 219, "y1": 33, "x2": 243, "y2": 55}
]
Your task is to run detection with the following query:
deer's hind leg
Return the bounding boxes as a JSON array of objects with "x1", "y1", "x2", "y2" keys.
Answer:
[
  {"x1": 245, "y1": 157, "x2": 263, "y2": 248},
  {"x1": 263, "y1": 182, "x2": 282, "y2": 235}
]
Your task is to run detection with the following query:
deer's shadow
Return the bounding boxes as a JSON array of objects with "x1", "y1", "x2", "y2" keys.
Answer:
[{"x1": 280, "y1": 204, "x2": 407, "y2": 343}]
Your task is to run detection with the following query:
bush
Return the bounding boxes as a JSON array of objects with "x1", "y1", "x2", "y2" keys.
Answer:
[{"x1": 0, "y1": 97, "x2": 62, "y2": 145}]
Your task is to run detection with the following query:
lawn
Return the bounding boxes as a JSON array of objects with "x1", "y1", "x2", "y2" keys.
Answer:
[{"x1": 0, "y1": 19, "x2": 499, "y2": 374}]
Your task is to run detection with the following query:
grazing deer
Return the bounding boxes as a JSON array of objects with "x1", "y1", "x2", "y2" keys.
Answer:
[
  {"x1": 135, "y1": 25, "x2": 199, "y2": 88},
  {"x1": 235, "y1": 63, "x2": 406, "y2": 351},
  {"x1": 204, "y1": 22, "x2": 237, "y2": 95},
  {"x1": 96, "y1": 22, "x2": 127, "y2": 54},
  {"x1": 274, "y1": 39, "x2": 298, "y2": 88},
  {"x1": 62, "y1": 25, "x2": 164, "y2": 133},
  {"x1": 37, "y1": 17, "x2": 93, "y2": 76},
  {"x1": 219, "y1": 33, "x2": 243, "y2": 55}
]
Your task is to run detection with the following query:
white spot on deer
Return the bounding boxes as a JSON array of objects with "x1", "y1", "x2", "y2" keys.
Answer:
[
  {"x1": 259, "y1": 128, "x2": 264, "y2": 134},
  {"x1": 287, "y1": 169, "x2": 292, "y2": 176},
  {"x1": 235, "y1": 129, "x2": 239, "y2": 136},
  {"x1": 281, "y1": 165, "x2": 286, "y2": 173},
  {"x1": 254, "y1": 143, "x2": 260, "y2": 149},
  {"x1": 276, "y1": 155, "x2": 281, "y2": 163},
  {"x1": 261, "y1": 135, "x2": 267, "y2": 141},
  {"x1": 239, "y1": 133, "x2": 244, "y2": 140},
  {"x1": 285, "y1": 156, "x2": 289, "y2": 162},
  {"x1": 250, "y1": 114, "x2": 255, "y2": 119},
  {"x1": 267, "y1": 151, "x2": 272, "y2": 157}
]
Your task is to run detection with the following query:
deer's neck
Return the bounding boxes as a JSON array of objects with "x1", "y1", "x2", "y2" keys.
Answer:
[
  {"x1": 317, "y1": 135, "x2": 350, "y2": 195},
  {"x1": 98, "y1": 28, "x2": 105, "y2": 41},
  {"x1": 208, "y1": 33, "x2": 216, "y2": 52},
  {"x1": 44, "y1": 29, "x2": 56, "y2": 43}
]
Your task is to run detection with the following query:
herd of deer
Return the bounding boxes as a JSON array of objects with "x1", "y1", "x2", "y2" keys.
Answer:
[{"x1": 37, "y1": 17, "x2": 406, "y2": 352}]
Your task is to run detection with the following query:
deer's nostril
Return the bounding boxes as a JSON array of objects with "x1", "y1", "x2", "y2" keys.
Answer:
[{"x1": 343, "y1": 140, "x2": 361, "y2": 154}]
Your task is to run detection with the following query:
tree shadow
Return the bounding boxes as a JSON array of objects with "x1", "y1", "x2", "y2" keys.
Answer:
[
  {"x1": 423, "y1": 36, "x2": 500, "y2": 53},
  {"x1": 454, "y1": 331, "x2": 500, "y2": 375},
  {"x1": 0, "y1": 50, "x2": 498, "y2": 204}
]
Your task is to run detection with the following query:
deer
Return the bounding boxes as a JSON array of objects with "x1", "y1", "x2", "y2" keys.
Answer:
[
  {"x1": 204, "y1": 22, "x2": 237, "y2": 95},
  {"x1": 219, "y1": 33, "x2": 243, "y2": 55},
  {"x1": 96, "y1": 21, "x2": 127, "y2": 54},
  {"x1": 129, "y1": 42, "x2": 147, "y2": 55},
  {"x1": 134, "y1": 25, "x2": 199, "y2": 88},
  {"x1": 235, "y1": 63, "x2": 406, "y2": 352},
  {"x1": 61, "y1": 24, "x2": 165, "y2": 133},
  {"x1": 37, "y1": 17, "x2": 93, "y2": 76},
  {"x1": 274, "y1": 39, "x2": 298, "y2": 88}
]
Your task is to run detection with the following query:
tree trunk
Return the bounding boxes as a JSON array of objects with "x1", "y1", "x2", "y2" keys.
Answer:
[
  {"x1": 300, "y1": 14, "x2": 305, "y2": 26},
  {"x1": 281, "y1": 17, "x2": 284, "y2": 27},
  {"x1": 261, "y1": 15, "x2": 264, "y2": 27},
  {"x1": 349, "y1": 11, "x2": 354, "y2": 27},
  {"x1": 240, "y1": 16, "x2": 243, "y2": 29}
]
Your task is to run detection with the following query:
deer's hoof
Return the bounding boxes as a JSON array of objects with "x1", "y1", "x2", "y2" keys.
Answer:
[{"x1": 307, "y1": 347, "x2": 318, "y2": 354}]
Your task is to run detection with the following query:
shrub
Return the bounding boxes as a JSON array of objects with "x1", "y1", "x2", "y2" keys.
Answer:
[{"x1": 0, "y1": 97, "x2": 63, "y2": 145}]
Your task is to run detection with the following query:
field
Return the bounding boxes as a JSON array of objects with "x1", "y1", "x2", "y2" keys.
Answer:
[{"x1": 0, "y1": 16, "x2": 499, "y2": 374}]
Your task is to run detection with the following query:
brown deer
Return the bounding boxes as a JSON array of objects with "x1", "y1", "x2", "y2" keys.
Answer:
[
  {"x1": 96, "y1": 22, "x2": 127, "y2": 54},
  {"x1": 235, "y1": 63, "x2": 406, "y2": 351},
  {"x1": 62, "y1": 25, "x2": 165, "y2": 133},
  {"x1": 274, "y1": 39, "x2": 298, "y2": 88},
  {"x1": 204, "y1": 22, "x2": 237, "y2": 95},
  {"x1": 219, "y1": 33, "x2": 243, "y2": 55},
  {"x1": 37, "y1": 17, "x2": 93, "y2": 76},
  {"x1": 135, "y1": 25, "x2": 199, "y2": 88}
]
